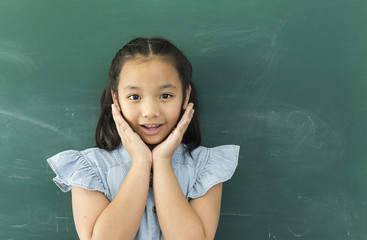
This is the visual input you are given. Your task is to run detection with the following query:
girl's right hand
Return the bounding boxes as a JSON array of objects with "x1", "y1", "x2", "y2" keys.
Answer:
[{"x1": 111, "y1": 104, "x2": 152, "y2": 166}]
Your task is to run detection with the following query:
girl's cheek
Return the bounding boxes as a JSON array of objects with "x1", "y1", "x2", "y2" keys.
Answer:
[
  {"x1": 168, "y1": 108, "x2": 183, "y2": 125},
  {"x1": 120, "y1": 105, "x2": 136, "y2": 123},
  {"x1": 122, "y1": 113, "x2": 137, "y2": 131}
]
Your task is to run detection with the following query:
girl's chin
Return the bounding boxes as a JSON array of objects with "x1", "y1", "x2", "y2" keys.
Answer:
[
  {"x1": 145, "y1": 142, "x2": 162, "y2": 151},
  {"x1": 142, "y1": 136, "x2": 169, "y2": 149}
]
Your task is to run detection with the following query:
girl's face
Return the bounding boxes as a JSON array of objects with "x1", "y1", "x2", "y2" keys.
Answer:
[{"x1": 112, "y1": 57, "x2": 191, "y2": 147}]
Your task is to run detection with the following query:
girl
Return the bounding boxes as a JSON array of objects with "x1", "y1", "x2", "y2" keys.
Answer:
[{"x1": 47, "y1": 37, "x2": 239, "y2": 240}]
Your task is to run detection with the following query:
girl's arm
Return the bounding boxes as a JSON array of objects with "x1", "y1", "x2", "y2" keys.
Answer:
[
  {"x1": 152, "y1": 103, "x2": 222, "y2": 239},
  {"x1": 153, "y1": 162, "x2": 222, "y2": 240},
  {"x1": 72, "y1": 161, "x2": 151, "y2": 240},
  {"x1": 71, "y1": 104, "x2": 153, "y2": 240}
]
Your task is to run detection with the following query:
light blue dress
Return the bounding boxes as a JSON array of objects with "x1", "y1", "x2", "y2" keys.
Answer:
[{"x1": 47, "y1": 144, "x2": 239, "y2": 240}]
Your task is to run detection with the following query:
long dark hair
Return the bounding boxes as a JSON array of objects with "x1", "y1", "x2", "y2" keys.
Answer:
[{"x1": 95, "y1": 37, "x2": 201, "y2": 153}]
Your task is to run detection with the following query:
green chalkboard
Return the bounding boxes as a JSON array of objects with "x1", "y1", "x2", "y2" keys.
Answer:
[{"x1": 1, "y1": 0, "x2": 366, "y2": 239}]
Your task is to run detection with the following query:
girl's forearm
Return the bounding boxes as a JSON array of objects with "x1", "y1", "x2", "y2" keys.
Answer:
[
  {"x1": 153, "y1": 161, "x2": 206, "y2": 240},
  {"x1": 91, "y1": 162, "x2": 151, "y2": 240}
]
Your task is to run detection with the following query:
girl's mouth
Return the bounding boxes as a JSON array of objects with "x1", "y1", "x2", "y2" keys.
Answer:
[{"x1": 140, "y1": 124, "x2": 163, "y2": 135}]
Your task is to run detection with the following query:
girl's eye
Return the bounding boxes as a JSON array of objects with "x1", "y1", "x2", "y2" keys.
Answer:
[
  {"x1": 128, "y1": 94, "x2": 141, "y2": 100},
  {"x1": 160, "y1": 94, "x2": 173, "y2": 99}
]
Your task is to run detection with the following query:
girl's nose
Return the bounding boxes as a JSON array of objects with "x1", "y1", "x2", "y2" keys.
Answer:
[{"x1": 141, "y1": 100, "x2": 160, "y2": 118}]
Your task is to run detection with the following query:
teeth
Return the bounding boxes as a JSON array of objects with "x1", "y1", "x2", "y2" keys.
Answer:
[{"x1": 144, "y1": 124, "x2": 160, "y2": 128}]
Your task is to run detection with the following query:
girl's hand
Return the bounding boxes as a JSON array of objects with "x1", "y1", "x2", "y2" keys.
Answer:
[
  {"x1": 152, "y1": 103, "x2": 195, "y2": 165},
  {"x1": 111, "y1": 104, "x2": 152, "y2": 166}
]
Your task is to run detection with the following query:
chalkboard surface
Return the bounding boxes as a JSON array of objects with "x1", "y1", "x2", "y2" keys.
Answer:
[{"x1": 1, "y1": 0, "x2": 366, "y2": 239}]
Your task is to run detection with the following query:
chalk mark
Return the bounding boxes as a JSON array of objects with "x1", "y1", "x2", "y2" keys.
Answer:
[
  {"x1": 55, "y1": 216, "x2": 71, "y2": 232},
  {"x1": 221, "y1": 212, "x2": 251, "y2": 217},
  {"x1": 287, "y1": 227, "x2": 308, "y2": 238},
  {"x1": 0, "y1": 109, "x2": 58, "y2": 132},
  {"x1": 11, "y1": 223, "x2": 28, "y2": 228},
  {"x1": 0, "y1": 40, "x2": 37, "y2": 69}
]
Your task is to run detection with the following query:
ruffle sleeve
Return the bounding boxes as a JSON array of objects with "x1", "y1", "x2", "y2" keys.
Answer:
[
  {"x1": 188, "y1": 145, "x2": 240, "y2": 199},
  {"x1": 47, "y1": 150, "x2": 109, "y2": 199}
]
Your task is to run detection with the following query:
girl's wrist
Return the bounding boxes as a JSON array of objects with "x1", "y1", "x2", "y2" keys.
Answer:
[
  {"x1": 152, "y1": 158, "x2": 172, "y2": 169},
  {"x1": 131, "y1": 159, "x2": 152, "y2": 170}
]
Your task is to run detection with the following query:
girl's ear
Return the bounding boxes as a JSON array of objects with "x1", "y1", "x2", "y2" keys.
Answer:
[
  {"x1": 182, "y1": 85, "x2": 192, "y2": 110},
  {"x1": 111, "y1": 90, "x2": 121, "y2": 111}
]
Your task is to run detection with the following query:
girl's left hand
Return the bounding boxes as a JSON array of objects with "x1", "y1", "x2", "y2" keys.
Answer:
[{"x1": 152, "y1": 103, "x2": 195, "y2": 164}]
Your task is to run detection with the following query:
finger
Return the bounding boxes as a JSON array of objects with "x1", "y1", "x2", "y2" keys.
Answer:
[
  {"x1": 111, "y1": 104, "x2": 137, "y2": 143},
  {"x1": 171, "y1": 103, "x2": 194, "y2": 140},
  {"x1": 157, "y1": 105, "x2": 195, "y2": 149},
  {"x1": 183, "y1": 103, "x2": 194, "y2": 117},
  {"x1": 111, "y1": 104, "x2": 123, "y2": 124},
  {"x1": 111, "y1": 105, "x2": 127, "y2": 142},
  {"x1": 176, "y1": 117, "x2": 191, "y2": 135},
  {"x1": 111, "y1": 104, "x2": 130, "y2": 132},
  {"x1": 178, "y1": 103, "x2": 195, "y2": 131}
]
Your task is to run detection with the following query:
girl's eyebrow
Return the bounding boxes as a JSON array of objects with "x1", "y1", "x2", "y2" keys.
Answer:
[
  {"x1": 159, "y1": 84, "x2": 177, "y2": 90},
  {"x1": 123, "y1": 86, "x2": 142, "y2": 91},
  {"x1": 123, "y1": 84, "x2": 177, "y2": 91}
]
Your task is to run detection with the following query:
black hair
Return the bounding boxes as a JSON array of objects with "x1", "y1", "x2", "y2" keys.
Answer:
[{"x1": 95, "y1": 37, "x2": 201, "y2": 153}]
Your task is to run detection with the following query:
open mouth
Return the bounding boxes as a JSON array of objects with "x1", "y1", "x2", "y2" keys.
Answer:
[
  {"x1": 142, "y1": 124, "x2": 161, "y2": 130},
  {"x1": 140, "y1": 124, "x2": 163, "y2": 135}
]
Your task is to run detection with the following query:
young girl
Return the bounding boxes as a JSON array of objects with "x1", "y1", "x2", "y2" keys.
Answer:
[{"x1": 47, "y1": 37, "x2": 239, "y2": 240}]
